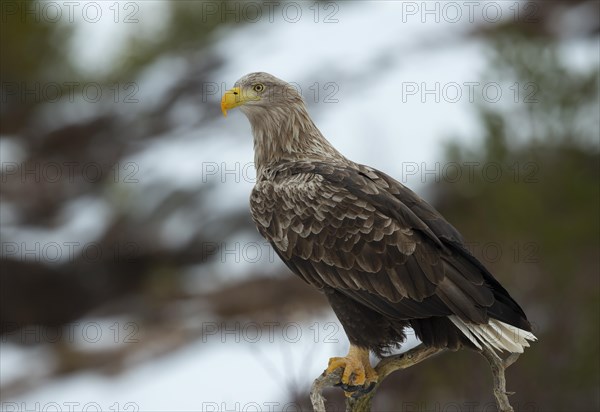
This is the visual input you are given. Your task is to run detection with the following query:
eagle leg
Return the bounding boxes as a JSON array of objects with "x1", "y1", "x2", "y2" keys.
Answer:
[{"x1": 325, "y1": 345, "x2": 378, "y2": 397}]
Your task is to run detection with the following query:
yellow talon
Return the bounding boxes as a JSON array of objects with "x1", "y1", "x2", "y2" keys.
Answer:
[{"x1": 325, "y1": 345, "x2": 378, "y2": 396}]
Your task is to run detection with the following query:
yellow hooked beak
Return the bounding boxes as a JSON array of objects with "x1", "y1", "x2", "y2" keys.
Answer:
[{"x1": 221, "y1": 86, "x2": 254, "y2": 117}]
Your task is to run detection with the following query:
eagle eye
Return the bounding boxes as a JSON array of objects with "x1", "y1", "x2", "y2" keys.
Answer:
[{"x1": 253, "y1": 83, "x2": 265, "y2": 93}]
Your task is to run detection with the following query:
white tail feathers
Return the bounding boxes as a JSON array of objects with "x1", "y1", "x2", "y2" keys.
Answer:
[{"x1": 448, "y1": 315, "x2": 537, "y2": 354}]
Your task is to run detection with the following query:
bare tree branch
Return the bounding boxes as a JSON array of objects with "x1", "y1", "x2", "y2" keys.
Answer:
[
  {"x1": 480, "y1": 349, "x2": 521, "y2": 412},
  {"x1": 310, "y1": 345, "x2": 446, "y2": 412},
  {"x1": 310, "y1": 345, "x2": 522, "y2": 412},
  {"x1": 310, "y1": 368, "x2": 343, "y2": 412}
]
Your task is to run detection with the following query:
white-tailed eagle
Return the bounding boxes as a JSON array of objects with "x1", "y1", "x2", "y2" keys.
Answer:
[{"x1": 221, "y1": 72, "x2": 536, "y2": 396}]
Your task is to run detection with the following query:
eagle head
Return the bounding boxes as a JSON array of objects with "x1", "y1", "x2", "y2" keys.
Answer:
[{"x1": 221, "y1": 72, "x2": 303, "y2": 117}]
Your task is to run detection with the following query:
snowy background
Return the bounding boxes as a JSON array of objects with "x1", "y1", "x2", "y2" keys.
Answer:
[{"x1": 1, "y1": 1, "x2": 599, "y2": 411}]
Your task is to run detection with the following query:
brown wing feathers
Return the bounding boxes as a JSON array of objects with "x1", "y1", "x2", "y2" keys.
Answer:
[{"x1": 251, "y1": 160, "x2": 531, "y2": 333}]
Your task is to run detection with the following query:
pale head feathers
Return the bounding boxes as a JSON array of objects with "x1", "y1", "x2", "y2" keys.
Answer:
[{"x1": 232, "y1": 72, "x2": 346, "y2": 175}]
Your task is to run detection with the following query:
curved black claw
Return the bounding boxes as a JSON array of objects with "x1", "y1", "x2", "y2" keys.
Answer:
[{"x1": 336, "y1": 381, "x2": 377, "y2": 398}]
